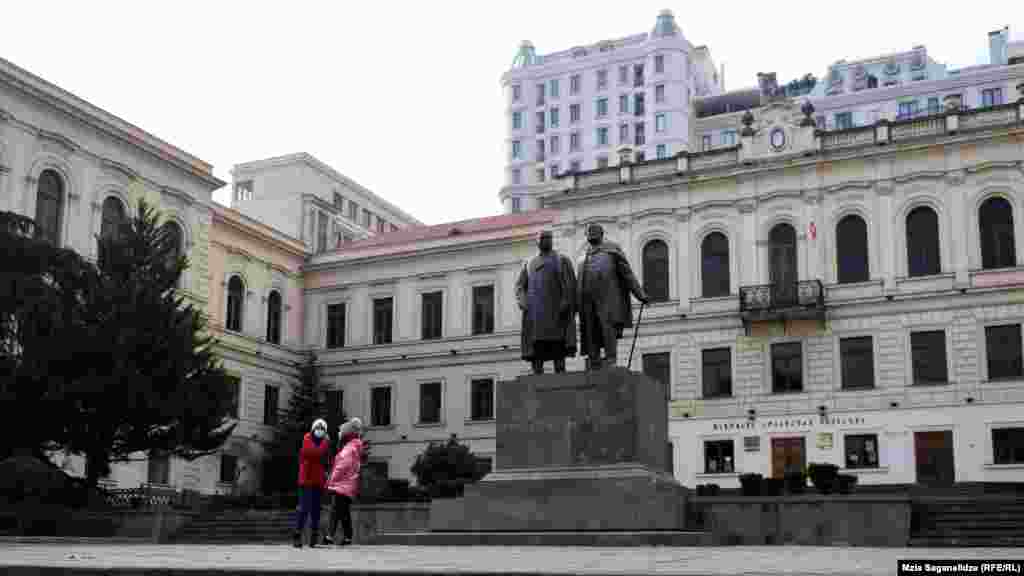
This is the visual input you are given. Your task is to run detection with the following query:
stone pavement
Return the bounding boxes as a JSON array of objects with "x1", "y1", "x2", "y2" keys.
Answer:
[{"x1": 0, "y1": 541, "x2": 1021, "y2": 575}]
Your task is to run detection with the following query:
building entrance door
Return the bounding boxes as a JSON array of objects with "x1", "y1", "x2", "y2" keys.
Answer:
[
  {"x1": 771, "y1": 437, "x2": 806, "y2": 479},
  {"x1": 914, "y1": 430, "x2": 955, "y2": 485}
]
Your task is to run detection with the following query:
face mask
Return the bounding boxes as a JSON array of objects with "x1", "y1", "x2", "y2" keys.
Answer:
[{"x1": 314, "y1": 429, "x2": 325, "y2": 439}]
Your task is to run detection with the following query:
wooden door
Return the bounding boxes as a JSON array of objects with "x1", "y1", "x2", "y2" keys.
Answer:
[
  {"x1": 771, "y1": 437, "x2": 806, "y2": 479},
  {"x1": 914, "y1": 430, "x2": 955, "y2": 486}
]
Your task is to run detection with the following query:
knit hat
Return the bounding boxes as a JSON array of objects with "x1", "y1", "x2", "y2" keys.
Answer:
[
  {"x1": 339, "y1": 418, "x2": 363, "y2": 436},
  {"x1": 311, "y1": 418, "x2": 328, "y2": 433}
]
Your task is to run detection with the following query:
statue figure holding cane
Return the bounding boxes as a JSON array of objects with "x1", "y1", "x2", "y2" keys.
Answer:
[{"x1": 577, "y1": 223, "x2": 649, "y2": 370}]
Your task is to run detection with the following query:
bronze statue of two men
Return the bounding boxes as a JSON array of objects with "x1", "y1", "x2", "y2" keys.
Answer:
[{"x1": 516, "y1": 224, "x2": 649, "y2": 374}]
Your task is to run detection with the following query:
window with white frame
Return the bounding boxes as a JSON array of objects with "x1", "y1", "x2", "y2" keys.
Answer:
[
  {"x1": 844, "y1": 434, "x2": 879, "y2": 469},
  {"x1": 470, "y1": 378, "x2": 495, "y2": 421},
  {"x1": 986, "y1": 324, "x2": 1023, "y2": 381},
  {"x1": 982, "y1": 87, "x2": 1004, "y2": 107},
  {"x1": 655, "y1": 54, "x2": 664, "y2": 74},
  {"x1": 596, "y1": 127, "x2": 609, "y2": 146},
  {"x1": 655, "y1": 113, "x2": 667, "y2": 132},
  {"x1": 511, "y1": 84, "x2": 521, "y2": 101},
  {"x1": 370, "y1": 385, "x2": 392, "y2": 427},
  {"x1": 619, "y1": 94, "x2": 629, "y2": 114},
  {"x1": 418, "y1": 381, "x2": 443, "y2": 424},
  {"x1": 702, "y1": 348, "x2": 731, "y2": 398},
  {"x1": 722, "y1": 130, "x2": 737, "y2": 146},
  {"x1": 550, "y1": 107, "x2": 560, "y2": 128},
  {"x1": 596, "y1": 69, "x2": 607, "y2": 90},
  {"x1": 570, "y1": 103, "x2": 580, "y2": 124},
  {"x1": 704, "y1": 440, "x2": 734, "y2": 473},
  {"x1": 326, "y1": 302, "x2": 346, "y2": 348},
  {"x1": 771, "y1": 342, "x2": 802, "y2": 393},
  {"x1": 701, "y1": 134, "x2": 711, "y2": 151},
  {"x1": 993, "y1": 427, "x2": 1024, "y2": 464},
  {"x1": 655, "y1": 84, "x2": 665, "y2": 103},
  {"x1": 839, "y1": 336, "x2": 874, "y2": 390},
  {"x1": 570, "y1": 74, "x2": 580, "y2": 95},
  {"x1": 511, "y1": 140, "x2": 521, "y2": 160},
  {"x1": 596, "y1": 98, "x2": 608, "y2": 118},
  {"x1": 618, "y1": 65, "x2": 628, "y2": 85},
  {"x1": 911, "y1": 330, "x2": 947, "y2": 384},
  {"x1": 549, "y1": 78, "x2": 559, "y2": 99},
  {"x1": 512, "y1": 111, "x2": 522, "y2": 130}
]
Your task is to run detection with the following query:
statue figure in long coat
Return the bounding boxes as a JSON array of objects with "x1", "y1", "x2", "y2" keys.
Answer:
[
  {"x1": 516, "y1": 230, "x2": 577, "y2": 374},
  {"x1": 577, "y1": 223, "x2": 649, "y2": 370}
]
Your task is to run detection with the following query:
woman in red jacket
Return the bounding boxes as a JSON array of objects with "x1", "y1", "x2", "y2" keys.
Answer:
[
  {"x1": 324, "y1": 417, "x2": 367, "y2": 546},
  {"x1": 293, "y1": 418, "x2": 329, "y2": 548}
]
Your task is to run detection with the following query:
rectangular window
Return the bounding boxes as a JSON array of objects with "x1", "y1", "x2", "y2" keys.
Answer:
[
  {"x1": 596, "y1": 127, "x2": 609, "y2": 146},
  {"x1": 549, "y1": 78, "x2": 559, "y2": 98},
  {"x1": 536, "y1": 168, "x2": 545, "y2": 183},
  {"x1": 596, "y1": 157, "x2": 609, "y2": 169},
  {"x1": 512, "y1": 140, "x2": 521, "y2": 159},
  {"x1": 986, "y1": 324, "x2": 1023, "y2": 380},
  {"x1": 618, "y1": 65, "x2": 628, "y2": 85},
  {"x1": 333, "y1": 192, "x2": 344, "y2": 210},
  {"x1": 642, "y1": 352, "x2": 671, "y2": 390},
  {"x1": 835, "y1": 112, "x2": 853, "y2": 130},
  {"x1": 536, "y1": 139, "x2": 545, "y2": 162},
  {"x1": 512, "y1": 111, "x2": 522, "y2": 130},
  {"x1": 536, "y1": 111, "x2": 545, "y2": 134},
  {"x1": 263, "y1": 385, "x2": 279, "y2": 426},
  {"x1": 362, "y1": 209, "x2": 372, "y2": 228},
  {"x1": 722, "y1": 130, "x2": 737, "y2": 146},
  {"x1": 619, "y1": 94, "x2": 629, "y2": 114},
  {"x1": 633, "y1": 64, "x2": 645, "y2": 87},
  {"x1": 897, "y1": 100, "x2": 918, "y2": 119},
  {"x1": 470, "y1": 378, "x2": 495, "y2": 421},
  {"x1": 702, "y1": 134, "x2": 712, "y2": 150},
  {"x1": 656, "y1": 144, "x2": 667, "y2": 159},
  {"x1": 844, "y1": 434, "x2": 879, "y2": 469},
  {"x1": 993, "y1": 428, "x2": 1024, "y2": 464},
  {"x1": 317, "y1": 212, "x2": 327, "y2": 254},
  {"x1": 511, "y1": 168, "x2": 521, "y2": 185},
  {"x1": 373, "y1": 297, "x2": 393, "y2": 345},
  {"x1": 371, "y1": 386, "x2": 391, "y2": 427},
  {"x1": 326, "y1": 303, "x2": 345, "y2": 348},
  {"x1": 550, "y1": 107, "x2": 560, "y2": 128},
  {"x1": 655, "y1": 54, "x2": 665, "y2": 74},
  {"x1": 570, "y1": 74, "x2": 580, "y2": 95},
  {"x1": 596, "y1": 98, "x2": 608, "y2": 118},
  {"x1": 147, "y1": 454, "x2": 170, "y2": 485},
  {"x1": 570, "y1": 132, "x2": 580, "y2": 151},
  {"x1": 911, "y1": 331, "x2": 947, "y2": 385},
  {"x1": 219, "y1": 454, "x2": 237, "y2": 484},
  {"x1": 419, "y1": 381, "x2": 442, "y2": 424},
  {"x1": 634, "y1": 122, "x2": 645, "y2": 146},
  {"x1": 377, "y1": 219, "x2": 387, "y2": 234},
  {"x1": 927, "y1": 97, "x2": 940, "y2": 115},
  {"x1": 702, "y1": 348, "x2": 732, "y2": 398},
  {"x1": 596, "y1": 69, "x2": 607, "y2": 89},
  {"x1": 348, "y1": 201, "x2": 358, "y2": 221},
  {"x1": 655, "y1": 84, "x2": 665, "y2": 103},
  {"x1": 421, "y1": 291, "x2": 443, "y2": 340},
  {"x1": 512, "y1": 85, "x2": 521, "y2": 101},
  {"x1": 325, "y1": 389, "x2": 344, "y2": 423},
  {"x1": 510, "y1": 197, "x2": 522, "y2": 213},
  {"x1": 634, "y1": 93, "x2": 645, "y2": 116},
  {"x1": 549, "y1": 135, "x2": 560, "y2": 155},
  {"x1": 472, "y1": 285, "x2": 495, "y2": 335},
  {"x1": 233, "y1": 180, "x2": 254, "y2": 202},
  {"x1": 771, "y1": 342, "x2": 802, "y2": 393},
  {"x1": 840, "y1": 336, "x2": 874, "y2": 390},
  {"x1": 982, "y1": 88, "x2": 1004, "y2": 107},
  {"x1": 655, "y1": 113, "x2": 667, "y2": 132},
  {"x1": 704, "y1": 440, "x2": 734, "y2": 473},
  {"x1": 570, "y1": 104, "x2": 580, "y2": 124},
  {"x1": 536, "y1": 83, "x2": 545, "y2": 106},
  {"x1": 619, "y1": 123, "x2": 629, "y2": 143}
]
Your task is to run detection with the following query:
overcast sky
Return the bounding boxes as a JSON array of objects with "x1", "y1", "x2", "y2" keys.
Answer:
[{"x1": 1, "y1": 2, "x2": 1017, "y2": 225}]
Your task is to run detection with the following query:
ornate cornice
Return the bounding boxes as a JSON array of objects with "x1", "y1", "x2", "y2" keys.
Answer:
[
  {"x1": 737, "y1": 199, "x2": 757, "y2": 214},
  {"x1": 945, "y1": 170, "x2": 967, "y2": 186},
  {"x1": 674, "y1": 208, "x2": 691, "y2": 222}
]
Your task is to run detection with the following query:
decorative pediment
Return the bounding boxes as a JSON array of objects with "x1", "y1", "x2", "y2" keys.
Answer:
[{"x1": 739, "y1": 99, "x2": 818, "y2": 162}]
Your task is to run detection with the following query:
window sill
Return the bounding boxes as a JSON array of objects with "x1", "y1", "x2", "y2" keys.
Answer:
[
  {"x1": 413, "y1": 422, "x2": 445, "y2": 429},
  {"x1": 911, "y1": 381, "x2": 951, "y2": 387},
  {"x1": 841, "y1": 466, "x2": 889, "y2": 474},
  {"x1": 983, "y1": 463, "x2": 1024, "y2": 470},
  {"x1": 696, "y1": 472, "x2": 738, "y2": 479},
  {"x1": 367, "y1": 424, "x2": 396, "y2": 431},
  {"x1": 465, "y1": 418, "x2": 496, "y2": 426},
  {"x1": 838, "y1": 386, "x2": 876, "y2": 392},
  {"x1": 702, "y1": 394, "x2": 733, "y2": 401},
  {"x1": 771, "y1": 390, "x2": 806, "y2": 396}
]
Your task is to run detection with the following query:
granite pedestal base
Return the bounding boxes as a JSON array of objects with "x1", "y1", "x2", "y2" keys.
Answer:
[{"x1": 430, "y1": 463, "x2": 689, "y2": 532}]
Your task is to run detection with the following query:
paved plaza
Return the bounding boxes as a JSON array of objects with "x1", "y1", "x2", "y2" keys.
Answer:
[{"x1": 0, "y1": 541, "x2": 1022, "y2": 575}]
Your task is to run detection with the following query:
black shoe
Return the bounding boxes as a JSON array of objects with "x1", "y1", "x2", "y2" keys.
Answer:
[
  {"x1": 340, "y1": 537, "x2": 352, "y2": 546},
  {"x1": 309, "y1": 532, "x2": 318, "y2": 548},
  {"x1": 322, "y1": 535, "x2": 334, "y2": 545},
  {"x1": 292, "y1": 531, "x2": 302, "y2": 548}
]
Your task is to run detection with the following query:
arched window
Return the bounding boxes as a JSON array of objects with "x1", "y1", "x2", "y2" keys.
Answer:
[
  {"x1": 35, "y1": 169, "x2": 64, "y2": 246},
  {"x1": 266, "y1": 290, "x2": 282, "y2": 344},
  {"x1": 906, "y1": 206, "x2": 940, "y2": 277},
  {"x1": 701, "y1": 232, "x2": 730, "y2": 298},
  {"x1": 769, "y1": 223, "x2": 798, "y2": 304},
  {"x1": 162, "y1": 221, "x2": 184, "y2": 288},
  {"x1": 226, "y1": 276, "x2": 244, "y2": 332},
  {"x1": 100, "y1": 196, "x2": 126, "y2": 241},
  {"x1": 642, "y1": 239, "x2": 669, "y2": 303},
  {"x1": 980, "y1": 197, "x2": 1016, "y2": 269},
  {"x1": 836, "y1": 215, "x2": 869, "y2": 283}
]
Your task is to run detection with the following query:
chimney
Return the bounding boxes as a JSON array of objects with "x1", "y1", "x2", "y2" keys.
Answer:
[{"x1": 989, "y1": 27, "x2": 1009, "y2": 66}]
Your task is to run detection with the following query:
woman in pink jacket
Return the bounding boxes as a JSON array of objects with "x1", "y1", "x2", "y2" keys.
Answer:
[{"x1": 323, "y1": 418, "x2": 367, "y2": 545}]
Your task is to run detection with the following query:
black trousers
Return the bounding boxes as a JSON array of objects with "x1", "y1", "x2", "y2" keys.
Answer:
[{"x1": 328, "y1": 493, "x2": 353, "y2": 540}]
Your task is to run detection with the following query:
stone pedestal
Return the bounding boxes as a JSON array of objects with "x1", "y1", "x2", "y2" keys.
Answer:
[{"x1": 430, "y1": 368, "x2": 690, "y2": 533}]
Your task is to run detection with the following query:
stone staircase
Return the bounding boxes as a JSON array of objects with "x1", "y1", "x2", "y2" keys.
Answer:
[
  {"x1": 171, "y1": 509, "x2": 308, "y2": 544},
  {"x1": 910, "y1": 496, "x2": 1024, "y2": 547}
]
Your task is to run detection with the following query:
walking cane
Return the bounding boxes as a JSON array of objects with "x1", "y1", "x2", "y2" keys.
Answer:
[{"x1": 627, "y1": 301, "x2": 646, "y2": 370}]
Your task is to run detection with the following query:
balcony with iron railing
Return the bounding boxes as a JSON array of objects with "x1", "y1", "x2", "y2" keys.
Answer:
[{"x1": 739, "y1": 280, "x2": 825, "y2": 325}]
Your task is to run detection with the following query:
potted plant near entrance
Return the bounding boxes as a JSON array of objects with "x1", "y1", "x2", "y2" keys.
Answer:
[{"x1": 807, "y1": 463, "x2": 840, "y2": 494}]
